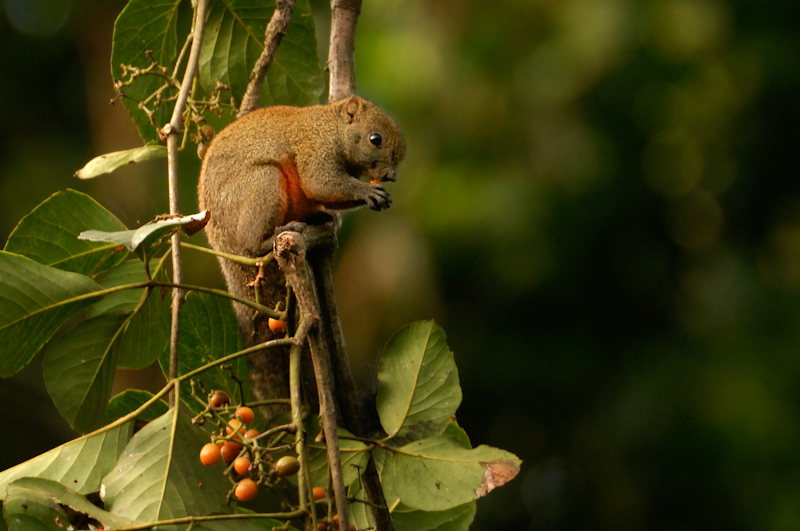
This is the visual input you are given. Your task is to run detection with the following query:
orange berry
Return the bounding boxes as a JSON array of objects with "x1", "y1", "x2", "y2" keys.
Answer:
[
  {"x1": 235, "y1": 478, "x2": 258, "y2": 501},
  {"x1": 235, "y1": 406, "x2": 254, "y2": 424},
  {"x1": 312, "y1": 486, "x2": 326, "y2": 501},
  {"x1": 198, "y1": 124, "x2": 215, "y2": 140},
  {"x1": 244, "y1": 428, "x2": 260, "y2": 440},
  {"x1": 233, "y1": 456, "x2": 251, "y2": 475},
  {"x1": 209, "y1": 390, "x2": 230, "y2": 408},
  {"x1": 371, "y1": 178, "x2": 381, "y2": 185},
  {"x1": 220, "y1": 441, "x2": 242, "y2": 465},
  {"x1": 199, "y1": 443, "x2": 220, "y2": 466},
  {"x1": 226, "y1": 419, "x2": 245, "y2": 440},
  {"x1": 268, "y1": 317, "x2": 286, "y2": 334}
]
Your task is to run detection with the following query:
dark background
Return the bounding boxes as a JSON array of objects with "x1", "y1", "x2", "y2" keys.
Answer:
[{"x1": 2, "y1": 0, "x2": 800, "y2": 529}]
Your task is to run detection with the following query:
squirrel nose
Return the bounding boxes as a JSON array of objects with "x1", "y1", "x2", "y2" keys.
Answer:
[{"x1": 382, "y1": 168, "x2": 397, "y2": 182}]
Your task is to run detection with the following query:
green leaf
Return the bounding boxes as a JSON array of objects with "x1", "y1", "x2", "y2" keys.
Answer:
[
  {"x1": 115, "y1": 281, "x2": 171, "y2": 369},
  {"x1": 346, "y1": 478, "x2": 375, "y2": 531},
  {"x1": 79, "y1": 211, "x2": 210, "y2": 259},
  {"x1": 88, "y1": 259, "x2": 152, "y2": 317},
  {"x1": 89, "y1": 261, "x2": 172, "y2": 370},
  {"x1": 157, "y1": 292, "x2": 247, "y2": 414},
  {"x1": 104, "y1": 390, "x2": 170, "y2": 425},
  {"x1": 111, "y1": 0, "x2": 181, "y2": 142},
  {"x1": 75, "y1": 146, "x2": 167, "y2": 179},
  {"x1": 392, "y1": 502, "x2": 476, "y2": 531},
  {"x1": 380, "y1": 435, "x2": 521, "y2": 512},
  {"x1": 5, "y1": 478, "x2": 137, "y2": 530},
  {"x1": 0, "y1": 252, "x2": 103, "y2": 378},
  {"x1": 443, "y1": 419, "x2": 472, "y2": 450},
  {"x1": 3, "y1": 189, "x2": 127, "y2": 277},
  {"x1": 199, "y1": 0, "x2": 324, "y2": 108},
  {"x1": 101, "y1": 408, "x2": 232, "y2": 522},
  {"x1": 43, "y1": 314, "x2": 128, "y2": 433},
  {"x1": 306, "y1": 422, "x2": 369, "y2": 488},
  {"x1": 0, "y1": 420, "x2": 134, "y2": 498},
  {"x1": 3, "y1": 480, "x2": 71, "y2": 531},
  {"x1": 194, "y1": 512, "x2": 299, "y2": 531},
  {"x1": 377, "y1": 321, "x2": 462, "y2": 444}
]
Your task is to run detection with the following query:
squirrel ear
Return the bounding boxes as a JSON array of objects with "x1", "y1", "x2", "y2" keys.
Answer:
[{"x1": 340, "y1": 97, "x2": 364, "y2": 124}]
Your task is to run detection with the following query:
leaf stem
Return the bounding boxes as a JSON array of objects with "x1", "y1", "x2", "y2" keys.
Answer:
[
  {"x1": 77, "y1": 338, "x2": 294, "y2": 443},
  {"x1": 181, "y1": 241, "x2": 272, "y2": 267},
  {"x1": 106, "y1": 510, "x2": 306, "y2": 531}
]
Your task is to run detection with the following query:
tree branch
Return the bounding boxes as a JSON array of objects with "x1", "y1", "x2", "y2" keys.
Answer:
[
  {"x1": 274, "y1": 230, "x2": 350, "y2": 531},
  {"x1": 327, "y1": 0, "x2": 362, "y2": 102},
  {"x1": 164, "y1": 0, "x2": 209, "y2": 405},
  {"x1": 238, "y1": 0, "x2": 297, "y2": 117}
]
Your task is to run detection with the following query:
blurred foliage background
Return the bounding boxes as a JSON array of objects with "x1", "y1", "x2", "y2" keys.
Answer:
[{"x1": 2, "y1": 0, "x2": 800, "y2": 529}]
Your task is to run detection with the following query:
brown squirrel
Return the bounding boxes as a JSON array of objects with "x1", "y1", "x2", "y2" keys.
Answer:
[{"x1": 197, "y1": 96, "x2": 405, "y2": 410}]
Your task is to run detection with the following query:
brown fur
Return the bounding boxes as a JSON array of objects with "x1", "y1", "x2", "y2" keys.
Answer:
[{"x1": 197, "y1": 97, "x2": 405, "y2": 411}]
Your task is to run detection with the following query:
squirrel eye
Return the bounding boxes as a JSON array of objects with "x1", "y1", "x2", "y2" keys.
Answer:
[{"x1": 369, "y1": 133, "x2": 382, "y2": 147}]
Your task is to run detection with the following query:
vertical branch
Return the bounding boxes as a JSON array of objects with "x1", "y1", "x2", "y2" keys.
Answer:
[
  {"x1": 327, "y1": 0, "x2": 362, "y2": 102},
  {"x1": 289, "y1": 341, "x2": 309, "y2": 513},
  {"x1": 164, "y1": 0, "x2": 209, "y2": 404},
  {"x1": 325, "y1": 3, "x2": 396, "y2": 528},
  {"x1": 238, "y1": 0, "x2": 297, "y2": 117},
  {"x1": 274, "y1": 231, "x2": 351, "y2": 531}
]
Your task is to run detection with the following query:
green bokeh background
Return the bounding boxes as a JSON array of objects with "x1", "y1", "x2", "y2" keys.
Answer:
[{"x1": 2, "y1": 0, "x2": 800, "y2": 529}]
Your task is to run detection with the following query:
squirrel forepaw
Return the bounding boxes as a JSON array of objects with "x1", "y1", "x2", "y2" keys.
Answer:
[{"x1": 366, "y1": 184, "x2": 392, "y2": 211}]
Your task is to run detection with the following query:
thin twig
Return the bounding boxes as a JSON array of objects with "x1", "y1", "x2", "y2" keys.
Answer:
[
  {"x1": 238, "y1": 0, "x2": 297, "y2": 117},
  {"x1": 327, "y1": 0, "x2": 362, "y2": 102},
  {"x1": 164, "y1": 0, "x2": 209, "y2": 405}
]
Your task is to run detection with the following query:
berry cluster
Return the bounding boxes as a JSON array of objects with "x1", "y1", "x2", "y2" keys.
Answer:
[{"x1": 197, "y1": 390, "x2": 303, "y2": 502}]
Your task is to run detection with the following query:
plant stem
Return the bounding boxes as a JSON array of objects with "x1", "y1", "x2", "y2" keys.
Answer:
[
  {"x1": 164, "y1": 0, "x2": 209, "y2": 405},
  {"x1": 181, "y1": 241, "x2": 271, "y2": 267},
  {"x1": 289, "y1": 339, "x2": 313, "y2": 525},
  {"x1": 107, "y1": 510, "x2": 306, "y2": 531},
  {"x1": 238, "y1": 0, "x2": 297, "y2": 117}
]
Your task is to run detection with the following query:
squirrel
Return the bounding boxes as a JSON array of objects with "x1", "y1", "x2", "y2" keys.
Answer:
[{"x1": 197, "y1": 96, "x2": 405, "y2": 413}]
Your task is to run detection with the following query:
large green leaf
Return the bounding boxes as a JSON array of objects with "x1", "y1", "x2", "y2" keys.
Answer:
[
  {"x1": 103, "y1": 390, "x2": 170, "y2": 425},
  {"x1": 75, "y1": 146, "x2": 167, "y2": 179},
  {"x1": 3, "y1": 189, "x2": 127, "y2": 277},
  {"x1": 88, "y1": 260, "x2": 172, "y2": 370},
  {"x1": 0, "y1": 252, "x2": 103, "y2": 377},
  {"x1": 43, "y1": 313, "x2": 127, "y2": 434},
  {"x1": 42, "y1": 261, "x2": 171, "y2": 432},
  {"x1": 199, "y1": 0, "x2": 324, "y2": 108},
  {"x1": 3, "y1": 480, "x2": 71, "y2": 531},
  {"x1": 101, "y1": 408, "x2": 231, "y2": 523},
  {"x1": 379, "y1": 435, "x2": 521, "y2": 512},
  {"x1": 115, "y1": 282, "x2": 171, "y2": 369},
  {"x1": 392, "y1": 502, "x2": 476, "y2": 531},
  {"x1": 158, "y1": 292, "x2": 247, "y2": 414},
  {"x1": 0, "y1": 421, "x2": 133, "y2": 498},
  {"x1": 346, "y1": 478, "x2": 475, "y2": 531},
  {"x1": 377, "y1": 321, "x2": 462, "y2": 444},
  {"x1": 87, "y1": 259, "x2": 152, "y2": 317},
  {"x1": 5, "y1": 478, "x2": 137, "y2": 531},
  {"x1": 111, "y1": 0, "x2": 181, "y2": 142}
]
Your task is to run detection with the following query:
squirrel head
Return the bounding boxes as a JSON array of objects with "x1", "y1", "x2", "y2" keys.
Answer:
[{"x1": 336, "y1": 97, "x2": 406, "y2": 182}]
